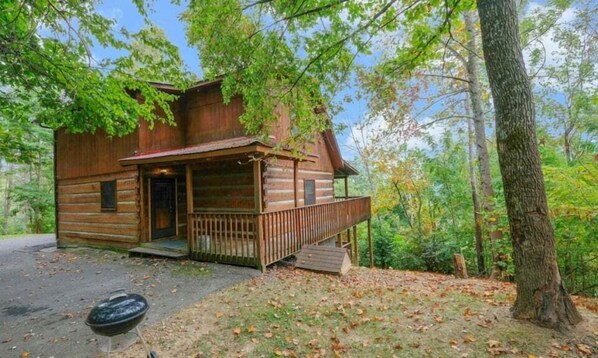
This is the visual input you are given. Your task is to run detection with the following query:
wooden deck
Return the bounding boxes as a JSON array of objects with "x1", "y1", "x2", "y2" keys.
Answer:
[{"x1": 188, "y1": 196, "x2": 371, "y2": 270}]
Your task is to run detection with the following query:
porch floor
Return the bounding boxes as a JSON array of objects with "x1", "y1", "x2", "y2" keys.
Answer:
[
  {"x1": 129, "y1": 237, "x2": 188, "y2": 259},
  {"x1": 145, "y1": 237, "x2": 188, "y2": 252}
]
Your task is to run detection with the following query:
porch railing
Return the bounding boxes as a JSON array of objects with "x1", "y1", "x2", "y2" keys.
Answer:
[{"x1": 188, "y1": 196, "x2": 371, "y2": 269}]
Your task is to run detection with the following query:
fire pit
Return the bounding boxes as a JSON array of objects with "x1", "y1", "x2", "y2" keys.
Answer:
[{"x1": 86, "y1": 289, "x2": 157, "y2": 357}]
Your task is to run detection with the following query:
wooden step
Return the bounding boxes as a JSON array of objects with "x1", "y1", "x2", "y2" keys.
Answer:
[
  {"x1": 129, "y1": 247, "x2": 188, "y2": 259},
  {"x1": 295, "y1": 245, "x2": 351, "y2": 275}
]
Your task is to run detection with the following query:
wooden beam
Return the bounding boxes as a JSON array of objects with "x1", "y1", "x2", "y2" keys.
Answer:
[
  {"x1": 186, "y1": 164, "x2": 194, "y2": 214},
  {"x1": 139, "y1": 166, "x2": 147, "y2": 242},
  {"x1": 344, "y1": 176, "x2": 349, "y2": 198},
  {"x1": 368, "y1": 219, "x2": 373, "y2": 268},
  {"x1": 254, "y1": 160, "x2": 263, "y2": 212},
  {"x1": 293, "y1": 160, "x2": 298, "y2": 208},
  {"x1": 353, "y1": 226, "x2": 358, "y2": 264},
  {"x1": 186, "y1": 164, "x2": 193, "y2": 253}
]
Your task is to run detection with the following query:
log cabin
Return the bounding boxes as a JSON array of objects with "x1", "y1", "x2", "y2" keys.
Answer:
[{"x1": 55, "y1": 79, "x2": 371, "y2": 270}]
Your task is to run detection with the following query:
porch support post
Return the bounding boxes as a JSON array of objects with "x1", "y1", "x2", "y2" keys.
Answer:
[
  {"x1": 139, "y1": 165, "x2": 147, "y2": 243},
  {"x1": 344, "y1": 176, "x2": 348, "y2": 198},
  {"x1": 353, "y1": 225, "x2": 359, "y2": 264},
  {"x1": 254, "y1": 160, "x2": 263, "y2": 212},
  {"x1": 185, "y1": 164, "x2": 194, "y2": 253},
  {"x1": 293, "y1": 160, "x2": 298, "y2": 207},
  {"x1": 368, "y1": 219, "x2": 373, "y2": 268}
]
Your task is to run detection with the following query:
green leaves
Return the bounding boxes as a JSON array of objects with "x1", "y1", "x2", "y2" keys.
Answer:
[{"x1": 0, "y1": 0, "x2": 193, "y2": 147}]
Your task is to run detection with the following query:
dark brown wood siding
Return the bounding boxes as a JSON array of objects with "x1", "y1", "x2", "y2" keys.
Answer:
[
  {"x1": 56, "y1": 129, "x2": 138, "y2": 179},
  {"x1": 191, "y1": 160, "x2": 256, "y2": 211},
  {"x1": 138, "y1": 102, "x2": 186, "y2": 152},
  {"x1": 185, "y1": 85, "x2": 246, "y2": 145}
]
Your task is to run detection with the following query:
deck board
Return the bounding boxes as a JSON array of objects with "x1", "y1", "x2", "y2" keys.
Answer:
[{"x1": 129, "y1": 247, "x2": 188, "y2": 259}]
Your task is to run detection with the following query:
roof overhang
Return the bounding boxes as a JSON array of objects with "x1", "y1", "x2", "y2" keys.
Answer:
[
  {"x1": 334, "y1": 160, "x2": 359, "y2": 178},
  {"x1": 119, "y1": 136, "x2": 314, "y2": 166}
]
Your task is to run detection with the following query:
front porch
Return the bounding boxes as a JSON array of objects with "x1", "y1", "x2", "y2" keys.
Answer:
[
  {"x1": 188, "y1": 196, "x2": 371, "y2": 270},
  {"x1": 123, "y1": 139, "x2": 371, "y2": 270}
]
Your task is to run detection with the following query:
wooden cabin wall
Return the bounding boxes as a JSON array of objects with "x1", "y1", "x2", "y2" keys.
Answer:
[
  {"x1": 56, "y1": 129, "x2": 141, "y2": 247},
  {"x1": 137, "y1": 101, "x2": 186, "y2": 153},
  {"x1": 191, "y1": 160, "x2": 256, "y2": 211},
  {"x1": 262, "y1": 133, "x2": 335, "y2": 212},
  {"x1": 56, "y1": 129, "x2": 138, "y2": 179},
  {"x1": 56, "y1": 170, "x2": 141, "y2": 248},
  {"x1": 185, "y1": 84, "x2": 246, "y2": 145}
]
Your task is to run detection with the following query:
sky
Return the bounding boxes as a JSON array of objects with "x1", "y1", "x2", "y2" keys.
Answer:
[{"x1": 94, "y1": 0, "x2": 573, "y2": 160}]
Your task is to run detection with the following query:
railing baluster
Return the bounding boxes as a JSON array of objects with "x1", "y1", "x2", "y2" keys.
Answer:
[{"x1": 186, "y1": 197, "x2": 371, "y2": 269}]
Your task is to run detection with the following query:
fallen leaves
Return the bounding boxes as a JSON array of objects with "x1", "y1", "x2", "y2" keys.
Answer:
[{"x1": 117, "y1": 266, "x2": 598, "y2": 358}]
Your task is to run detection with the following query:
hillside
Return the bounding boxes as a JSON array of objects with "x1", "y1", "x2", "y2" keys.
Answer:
[{"x1": 124, "y1": 266, "x2": 597, "y2": 357}]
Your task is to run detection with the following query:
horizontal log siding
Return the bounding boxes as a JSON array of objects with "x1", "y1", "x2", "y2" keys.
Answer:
[
  {"x1": 57, "y1": 170, "x2": 140, "y2": 247},
  {"x1": 188, "y1": 196, "x2": 371, "y2": 269},
  {"x1": 262, "y1": 161, "x2": 334, "y2": 212},
  {"x1": 192, "y1": 160, "x2": 255, "y2": 211}
]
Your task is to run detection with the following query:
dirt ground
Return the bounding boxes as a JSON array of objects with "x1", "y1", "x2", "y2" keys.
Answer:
[
  {"x1": 123, "y1": 266, "x2": 598, "y2": 358},
  {"x1": 0, "y1": 236, "x2": 260, "y2": 358}
]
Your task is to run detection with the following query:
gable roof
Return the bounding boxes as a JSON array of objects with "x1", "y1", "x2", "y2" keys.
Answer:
[{"x1": 146, "y1": 80, "x2": 356, "y2": 175}]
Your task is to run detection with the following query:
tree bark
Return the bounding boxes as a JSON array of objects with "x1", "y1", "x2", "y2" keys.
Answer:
[
  {"x1": 466, "y1": 112, "x2": 486, "y2": 275},
  {"x1": 463, "y1": 11, "x2": 502, "y2": 271},
  {"x1": 477, "y1": 0, "x2": 582, "y2": 329}
]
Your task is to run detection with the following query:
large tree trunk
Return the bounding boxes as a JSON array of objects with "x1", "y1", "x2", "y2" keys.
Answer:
[
  {"x1": 463, "y1": 11, "x2": 502, "y2": 274},
  {"x1": 476, "y1": 0, "x2": 582, "y2": 329}
]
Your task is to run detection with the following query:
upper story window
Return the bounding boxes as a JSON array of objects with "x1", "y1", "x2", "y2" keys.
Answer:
[
  {"x1": 304, "y1": 179, "x2": 315, "y2": 206},
  {"x1": 100, "y1": 180, "x2": 117, "y2": 211}
]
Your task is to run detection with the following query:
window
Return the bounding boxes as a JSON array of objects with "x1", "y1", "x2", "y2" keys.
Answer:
[
  {"x1": 101, "y1": 180, "x2": 117, "y2": 211},
  {"x1": 304, "y1": 179, "x2": 315, "y2": 206}
]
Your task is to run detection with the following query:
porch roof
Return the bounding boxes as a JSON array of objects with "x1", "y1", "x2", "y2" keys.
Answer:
[
  {"x1": 334, "y1": 160, "x2": 359, "y2": 178},
  {"x1": 119, "y1": 136, "x2": 312, "y2": 166}
]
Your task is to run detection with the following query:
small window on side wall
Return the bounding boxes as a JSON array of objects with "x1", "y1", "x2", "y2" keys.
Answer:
[
  {"x1": 304, "y1": 179, "x2": 316, "y2": 206},
  {"x1": 101, "y1": 180, "x2": 117, "y2": 211}
]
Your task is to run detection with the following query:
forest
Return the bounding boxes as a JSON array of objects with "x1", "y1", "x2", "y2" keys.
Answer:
[{"x1": 0, "y1": 0, "x2": 596, "y2": 332}]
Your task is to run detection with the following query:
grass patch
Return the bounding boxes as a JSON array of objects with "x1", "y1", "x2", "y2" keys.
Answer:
[
  {"x1": 171, "y1": 260, "x2": 212, "y2": 277},
  {"x1": 123, "y1": 267, "x2": 598, "y2": 358}
]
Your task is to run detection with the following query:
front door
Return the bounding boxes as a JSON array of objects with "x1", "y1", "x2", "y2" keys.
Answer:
[{"x1": 151, "y1": 178, "x2": 177, "y2": 239}]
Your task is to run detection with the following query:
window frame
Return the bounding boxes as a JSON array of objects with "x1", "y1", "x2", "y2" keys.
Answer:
[
  {"x1": 100, "y1": 180, "x2": 117, "y2": 212},
  {"x1": 304, "y1": 179, "x2": 316, "y2": 206}
]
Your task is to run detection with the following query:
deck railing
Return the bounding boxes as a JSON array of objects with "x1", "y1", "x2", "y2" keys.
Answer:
[{"x1": 188, "y1": 196, "x2": 371, "y2": 269}]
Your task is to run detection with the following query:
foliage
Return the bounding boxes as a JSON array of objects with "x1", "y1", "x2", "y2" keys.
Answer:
[
  {"x1": 183, "y1": 0, "x2": 472, "y2": 143},
  {"x1": 0, "y1": 0, "x2": 193, "y2": 162}
]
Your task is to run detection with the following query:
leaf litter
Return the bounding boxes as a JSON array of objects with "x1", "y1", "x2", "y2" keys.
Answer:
[{"x1": 121, "y1": 266, "x2": 598, "y2": 357}]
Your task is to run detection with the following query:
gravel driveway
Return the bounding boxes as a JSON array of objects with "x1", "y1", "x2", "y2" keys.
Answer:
[{"x1": 0, "y1": 235, "x2": 260, "y2": 358}]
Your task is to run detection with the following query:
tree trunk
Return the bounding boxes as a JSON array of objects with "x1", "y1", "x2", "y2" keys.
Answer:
[
  {"x1": 3, "y1": 163, "x2": 13, "y2": 234},
  {"x1": 466, "y1": 112, "x2": 486, "y2": 275},
  {"x1": 453, "y1": 254, "x2": 469, "y2": 279},
  {"x1": 463, "y1": 11, "x2": 502, "y2": 270},
  {"x1": 477, "y1": 0, "x2": 582, "y2": 329}
]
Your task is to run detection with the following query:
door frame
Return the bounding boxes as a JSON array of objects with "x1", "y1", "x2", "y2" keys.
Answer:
[{"x1": 149, "y1": 177, "x2": 178, "y2": 240}]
